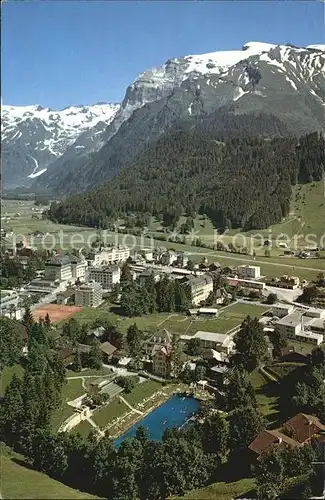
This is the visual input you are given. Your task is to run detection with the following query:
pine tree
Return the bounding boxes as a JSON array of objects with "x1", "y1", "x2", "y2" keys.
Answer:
[
  {"x1": 74, "y1": 349, "x2": 82, "y2": 372},
  {"x1": 121, "y1": 263, "x2": 133, "y2": 287},
  {"x1": 22, "y1": 305, "x2": 34, "y2": 331},
  {"x1": 126, "y1": 323, "x2": 142, "y2": 357},
  {"x1": 0, "y1": 374, "x2": 24, "y2": 444},
  {"x1": 44, "y1": 313, "x2": 51, "y2": 329},
  {"x1": 87, "y1": 343, "x2": 103, "y2": 370},
  {"x1": 232, "y1": 315, "x2": 269, "y2": 372}
]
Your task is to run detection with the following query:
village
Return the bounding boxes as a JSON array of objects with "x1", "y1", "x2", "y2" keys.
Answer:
[{"x1": 1, "y1": 238, "x2": 325, "y2": 447}]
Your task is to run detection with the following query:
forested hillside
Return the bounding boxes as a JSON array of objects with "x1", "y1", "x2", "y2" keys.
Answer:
[{"x1": 48, "y1": 129, "x2": 324, "y2": 231}]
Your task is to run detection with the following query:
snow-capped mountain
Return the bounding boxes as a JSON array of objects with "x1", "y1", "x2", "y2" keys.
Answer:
[
  {"x1": 1, "y1": 103, "x2": 119, "y2": 186},
  {"x1": 36, "y1": 41, "x2": 325, "y2": 195},
  {"x1": 5, "y1": 41, "x2": 325, "y2": 192}
]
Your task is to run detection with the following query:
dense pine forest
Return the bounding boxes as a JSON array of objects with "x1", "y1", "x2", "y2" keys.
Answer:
[{"x1": 48, "y1": 124, "x2": 324, "y2": 231}]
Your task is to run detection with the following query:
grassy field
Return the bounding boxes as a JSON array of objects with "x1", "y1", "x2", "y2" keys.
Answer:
[
  {"x1": 92, "y1": 399, "x2": 130, "y2": 429},
  {"x1": 150, "y1": 181, "x2": 324, "y2": 250},
  {"x1": 250, "y1": 370, "x2": 279, "y2": 425},
  {"x1": 51, "y1": 379, "x2": 85, "y2": 431},
  {"x1": 0, "y1": 445, "x2": 98, "y2": 499},
  {"x1": 71, "y1": 302, "x2": 267, "y2": 336},
  {"x1": 2, "y1": 198, "x2": 323, "y2": 281},
  {"x1": 123, "y1": 380, "x2": 163, "y2": 408},
  {"x1": 70, "y1": 419, "x2": 94, "y2": 438},
  {"x1": 66, "y1": 367, "x2": 114, "y2": 377},
  {"x1": 173, "y1": 478, "x2": 255, "y2": 500},
  {"x1": 0, "y1": 364, "x2": 24, "y2": 396}
]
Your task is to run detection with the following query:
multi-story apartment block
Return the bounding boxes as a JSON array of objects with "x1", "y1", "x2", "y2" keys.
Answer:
[
  {"x1": 276, "y1": 312, "x2": 303, "y2": 338},
  {"x1": 88, "y1": 265, "x2": 121, "y2": 290},
  {"x1": 44, "y1": 255, "x2": 72, "y2": 282},
  {"x1": 267, "y1": 275, "x2": 300, "y2": 290},
  {"x1": 87, "y1": 247, "x2": 130, "y2": 268},
  {"x1": 75, "y1": 282, "x2": 103, "y2": 308},
  {"x1": 70, "y1": 256, "x2": 87, "y2": 281},
  {"x1": 237, "y1": 265, "x2": 261, "y2": 280}
]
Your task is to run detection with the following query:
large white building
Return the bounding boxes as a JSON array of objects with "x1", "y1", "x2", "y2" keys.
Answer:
[
  {"x1": 183, "y1": 275, "x2": 213, "y2": 306},
  {"x1": 88, "y1": 265, "x2": 121, "y2": 290},
  {"x1": 237, "y1": 265, "x2": 261, "y2": 280},
  {"x1": 295, "y1": 330, "x2": 323, "y2": 346},
  {"x1": 304, "y1": 308, "x2": 325, "y2": 320},
  {"x1": 276, "y1": 312, "x2": 303, "y2": 338},
  {"x1": 70, "y1": 256, "x2": 87, "y2": 281},
  {"x1": 75, "y1": 282, "x2": 103, "y2": 308},
  {"x1": 87, "y1": 247, "x2": 130, "y2": 267},
  {"x1": 189, "y1": 331, "x2": 235, "y2": 355}
]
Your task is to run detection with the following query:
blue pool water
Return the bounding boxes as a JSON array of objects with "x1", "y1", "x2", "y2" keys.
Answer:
[{"x1": 114, "y1": 394, "x2": 200, "y2": 446}]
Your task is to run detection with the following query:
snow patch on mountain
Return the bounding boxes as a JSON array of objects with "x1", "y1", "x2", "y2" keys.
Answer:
[{"x1": 2, "y1": 103, "x2": 120, "y2": 183}]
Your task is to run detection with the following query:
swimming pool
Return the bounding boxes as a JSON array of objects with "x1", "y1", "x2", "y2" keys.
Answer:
[{"x1": 114, "y1": 393, "x2": 200, "y2": 446}]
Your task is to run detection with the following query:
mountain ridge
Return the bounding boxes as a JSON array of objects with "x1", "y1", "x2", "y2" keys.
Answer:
[
  {"x1": 3, "y1": 41, "x2": 325, "y2": 191},
  {"x1": 1, "y1": 102, "x2": 120, "y2": 186}
]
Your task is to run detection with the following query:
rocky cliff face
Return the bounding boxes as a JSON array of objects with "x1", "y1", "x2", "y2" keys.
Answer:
[
  {"x1": 1, "y1": 103, "x2": 119, "y2": 187},
  {"x1": 5, "y1": 42, "x2": 325, "y2": 193}
]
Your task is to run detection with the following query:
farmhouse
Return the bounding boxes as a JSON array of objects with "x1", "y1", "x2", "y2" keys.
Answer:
[
  {"x1": 87, "y1": 326, "x2": 106, "y2": 340},
  {"x1": 99, "y1": 342, "x2": 117, "y2": 363},
  {"x1": 160, "y1": 250, "x2": 178, "y2": 266},
  {"x1": 249, "y1": 413, "x2": 325, "y2": 462}
]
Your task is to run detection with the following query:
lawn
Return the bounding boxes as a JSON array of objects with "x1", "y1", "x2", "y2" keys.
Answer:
[
  {"x1": 66, "y1": 367, "x2": 114, "y2": 377},
  {"x1": 123, "y1": 380, "x2": 163, "y2": 408},
  {"x1": 150, "y1": 181, "x2": 324, "y2": 253},
  {"x1": 3, "y1": 197, "x2": 322, "y2": 283},
  {"x1": 70, "y1": 419, "x2": 94, "y2": 438},
  {"x1": 267, "y1": 362, "x2": 307, "y2": 379},
  {"x1": 51, "y1": 379, "x2": 85, "y2": 431},
  {"x1": 2, "y1": 203, "x2": 322, "y2": 282},
  {"x1": 0, "y1": 445, "x2": 98, "y2": 499},
  {"x1": 0, "y1": 363, "x2": 24, "y2": 395},
  {"x1": 92, "y1": 399, "x2": 130, "y2": 429},
  {"x1": 250, "y1": 370, "x2": 279, "y2": 425},
  {"x1": 72, "y1": 302, "x2": 267, "y2": 337},
  {"x1": 173, "y1": 478, "x2": 255, "y2": 500},
  {"x1": 291, "y1": 340, "x2": 317, "y2": 355}
]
